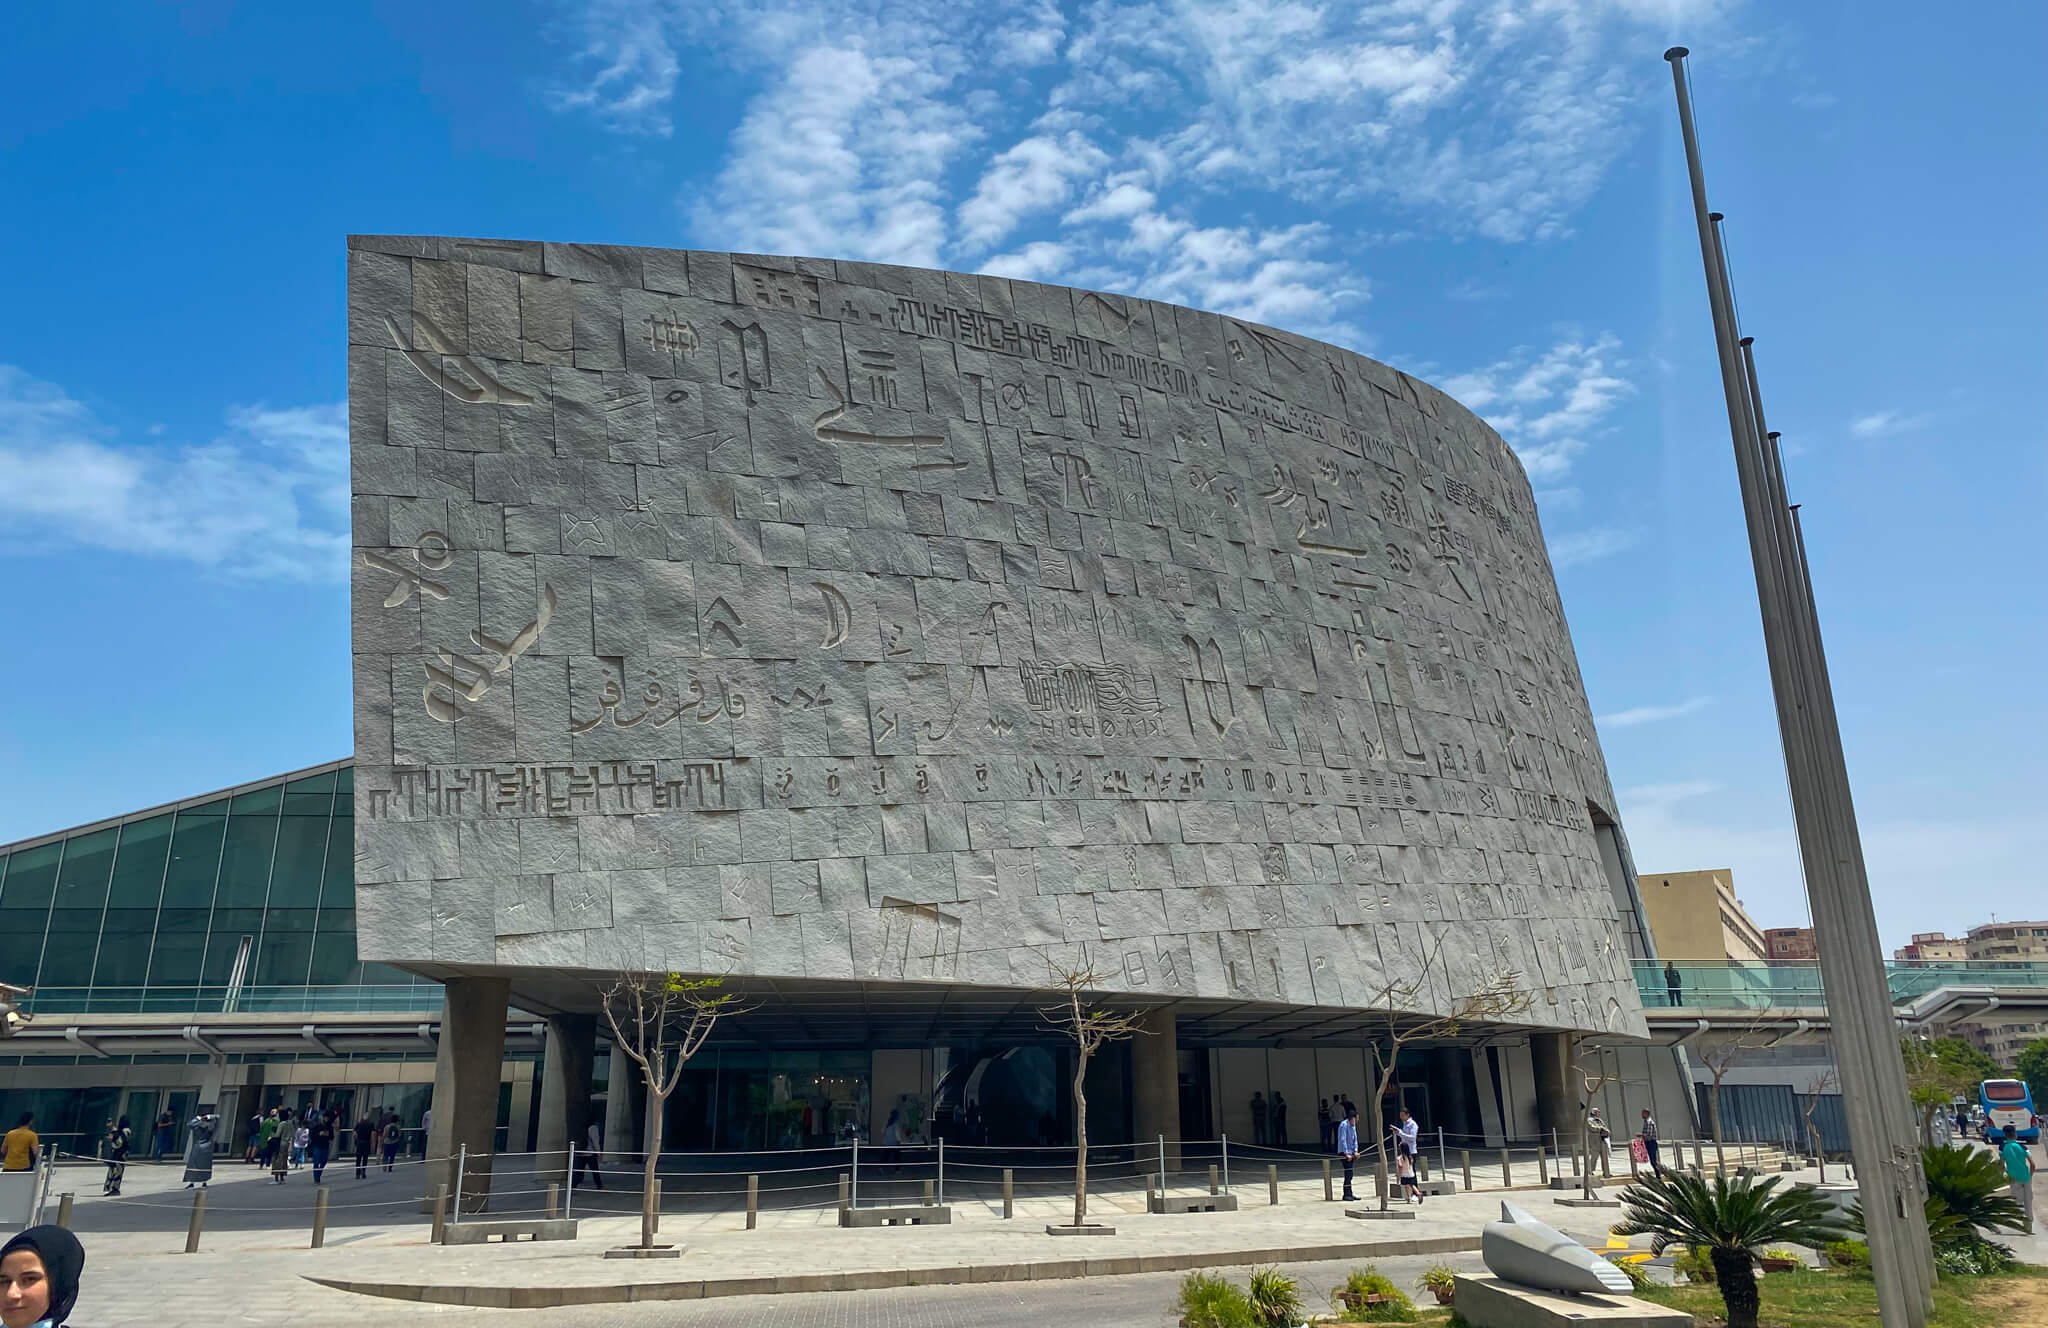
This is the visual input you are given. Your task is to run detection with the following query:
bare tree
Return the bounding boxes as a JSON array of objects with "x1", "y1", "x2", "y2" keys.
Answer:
[
  {"x1": 1041, "y1": 959, "x2": 1151, "y2": 1229},
  {"x1": 1360, "y1": 929, "x2": 1533, "y2": 1212},
  {"x1": 1693, "y1": 1011, "x2": 1782, "y2": 1176},
  {"x1": 1572, "y1": 1042, "x2": 1618, "y2": 1199},
  {"x1": 1802, "y1": 1064, "x2": 1838, "y2": 1183},
  {"x1": 598, "y1": 973, "x2": 746, "y2": 1251}
]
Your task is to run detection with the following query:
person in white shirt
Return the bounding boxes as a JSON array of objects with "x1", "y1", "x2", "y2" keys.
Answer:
[{"x1": 1395, "y1": 1107, "x2": 1420, "y2": 1158}]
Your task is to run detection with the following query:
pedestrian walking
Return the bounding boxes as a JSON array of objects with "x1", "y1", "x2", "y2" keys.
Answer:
[
  {"x1": 307, "y1": 1109, "x2": 335, "y2": 1184},
  {"x1": 152, "y1": 1109, "x2": 176, "y2": 1162},
  {"x1": 1639, "y1": 1109, "x2": 1661, "y2": 1176},
  {"x1": 1999, "y1": 1131, "x2": 2034, "y2": 1234},
  {"x1": 270, "y1": 1122, "x2": 290, "y2": 1185},
  {"x1": 181, "y1": 1110, "x2": 218, "y2": 1189},
  {"x1": 380, "y1": 1112, "x2": 401, "y2": 1172},
  {"x1": 292, "y1": 1120, "x2": 310, "y2": 1169},
  {"x1": 2, "y1": 1116, "x2": 36, "y2": 1173},
  {"x1": 257, "y1": 1110, "x2": 280, "y2": 1170},
  {"x1": 1249, "y1": 1092, "x2": 1268, "y2": 1147},
  {"x1": 1, "y1": 1224, "x2": 85, "y2": 1328},
  {"x1": 1396, "y1": 1148, "x2": 1424, "y2": 1204},
  {"x1": 1317, "y1": 1098, "x2": 1333, "y2": 1152},
  {"x1": 1272, "y1": 1092, "x2": 1289, "y2": 1147},
  {"x1": 352, "y1": 1114, "x2": 377, "y2": 1181},
  {"x1": 102, "y1": 1117, "x2": 132, "y2": 1196},
  {"x1": 573, "y1": 1120, "x2": 604, "y2": 1189},
  {"x1": 1337, "y1": 1106, "x2": 1360, "y2": 1202}
]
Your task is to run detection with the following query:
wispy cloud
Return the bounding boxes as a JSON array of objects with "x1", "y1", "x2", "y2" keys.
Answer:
[
  {"x1": 1597, "y1": 696, "x2": 1714, "y2": 728},
  {"x1": 541, "y1": 0, "x2": 1720, "y2": 336},
  {"x1": 1547, "y1": 526, "x2": 1641, "y2": 569},
  {"x1": 1442, "y1": 333, "x2": 1634, "y2": 484},
  {"x1": 1849, "y1": 409, "x2": 1930, "y2": 439},
  {"x1": 0, "y1": 365, "x2": 347, "y2": 581}
]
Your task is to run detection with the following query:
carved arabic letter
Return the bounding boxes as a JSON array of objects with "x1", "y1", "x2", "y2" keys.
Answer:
[
  {"x1": 814, "y1": 581, "x2": 851, "y2": 649},
  {"x1": 571, "y1": 676, "x2": 623, "y2": 734}
]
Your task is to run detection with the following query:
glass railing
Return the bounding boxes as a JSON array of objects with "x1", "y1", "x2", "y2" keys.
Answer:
[
  {"x1": 1633, "y1": 959, "x2": 2048, "y2": 1011},
  {"x1": 18, "y1": 985, "x2": 445, "y2": 1015}
]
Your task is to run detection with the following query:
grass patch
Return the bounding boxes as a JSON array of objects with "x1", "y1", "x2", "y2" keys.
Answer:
[{"x1": 1636, "y1": 1261, "x2": 2048, "y2": 1327}]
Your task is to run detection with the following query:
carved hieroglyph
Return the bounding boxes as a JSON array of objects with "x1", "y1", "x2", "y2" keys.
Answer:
[{"x1": 348, "y1": 236, "x2": 1647, "y2": 1037}]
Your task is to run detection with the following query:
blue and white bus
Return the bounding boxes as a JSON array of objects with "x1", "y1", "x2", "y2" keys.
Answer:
[{"x1": 1979, "y1": 1079, "x2": 2038, "y2": 1143}]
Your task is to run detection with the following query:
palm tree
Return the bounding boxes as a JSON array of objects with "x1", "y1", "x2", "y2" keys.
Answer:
[
  {"x1": 1920, "y1": 1143, "x2": 2026, "y2": 1240},
  {"x1": 1615, "y1": 1171, "x2": 1850, "y2": 1328}
]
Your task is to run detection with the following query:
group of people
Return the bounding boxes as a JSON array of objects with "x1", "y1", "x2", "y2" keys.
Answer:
[
  {"x1": 1328, "y1": 1100, "x2": 1429, "y2": 1204},
  {"x1": 1246, "y1": 1092, "x2": 1289, "y2": 1145},
  {"x1": 242, "y1": 1106, "x2": 404, "y2": 1185}
]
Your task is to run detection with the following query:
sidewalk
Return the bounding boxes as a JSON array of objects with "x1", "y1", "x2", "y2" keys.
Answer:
[{"x1": 35, "y1": 1146, "x2": 1763, "y2": 1325}]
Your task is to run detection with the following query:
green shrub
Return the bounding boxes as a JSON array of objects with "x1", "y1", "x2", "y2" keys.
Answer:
[
  {"x1": 1334, "y1": 1266, "x2": 1416, "y2": 1322},
  {"x1": 1175, "y1": 1271, "x2": 1256, "y2": 1328},
  {"x1": 1822, "y1": 1239, "x2": 1869, "y2": 1269},
  {"x1": 1246, "y1": 1266, "x2": 1303, "y2": 1327},
  {"x1": 1932, "y1": 1236, "x2": 2018, "y2": 1277},
  {"x1": 1605, "y1": 1255, "x2": 1653, "y2": 1292},
  {"x1": 1671, "y1": 1246, "x2": 1716, "y2": 1285}
]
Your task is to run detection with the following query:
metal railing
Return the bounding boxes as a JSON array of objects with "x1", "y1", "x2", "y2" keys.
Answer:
[
  {"x1": 1633, "y1": 959, "x2": 2048, "y2": 1011},
  {"x1": 18, "y1": 984, "x2": 445, "y2": 1015}
]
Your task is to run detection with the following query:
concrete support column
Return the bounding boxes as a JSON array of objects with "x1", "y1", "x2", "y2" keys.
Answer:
[
  {"x1": 603, "y1": 1044, "x2": 646, "y2": 1163},
  {"x1": 422, "y1": 976, "x2": 510, "y2": 1214},
  {"x1": 1131, "y1": 1010, "x2": 1180, "y2": 1171},
  {"x1": 537, "y1": 1014, "x2": 596, "y2": 1185},
  {"x1": 1529, "y1": 1032, "x2": 1574, "y2": 1145},
  {"x1": 1430, "y1": 1047, "x2": 1475, "y2": 1147}
]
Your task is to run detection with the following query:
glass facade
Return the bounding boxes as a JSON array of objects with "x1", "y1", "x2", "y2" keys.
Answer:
[{"x1": 0, "y1": 763, "x2": 408, "y2": 996}]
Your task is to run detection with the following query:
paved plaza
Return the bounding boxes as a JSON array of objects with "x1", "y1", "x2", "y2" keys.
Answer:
[{"x1": 34, "y1": 1142, "x2": 2042, "y2": 1326}]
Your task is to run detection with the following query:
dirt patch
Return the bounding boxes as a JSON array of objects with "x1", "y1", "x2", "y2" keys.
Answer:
[{"x1": 1970, "y1": 1274, "x2": 2048, "y2": 1317}]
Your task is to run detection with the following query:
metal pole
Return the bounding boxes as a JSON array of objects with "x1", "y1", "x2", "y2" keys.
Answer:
[
  {"x1": 937, "y1": 1136, "x2": 944, "y2": 1208},
  {"x1": 747, "y1": 1174, "x2": 758, "y2": 1229},
  {"x1": 1221, "y1": 1134, "x2": 1230, "y2": 1193},
  {"x1": 1003, "y1": 1168, "x2": 1014, "y2": 1219},
  {"x1": 565, "y1": 1142, "x2": 575, "y2": 1218},
  {"x1": 1438, "y1": 1127, "x2": 1446, "y2": 1177},
  {"x1": 184, "y1": 1189, "x2": 206, "y2": 1253},
  {"x1": 850, "y1": 1138, "x2": 859, "y2": 1210},
  {"x1": 1158, "y1": 1133, "x2": 1167, "y2": 1194},
  {"x1": 453, "y1": 1143, "x2": 466, "y2": 1223},
  {"x1": 1666, "y1": 45, "x2": 1931, "y2": 1324}
]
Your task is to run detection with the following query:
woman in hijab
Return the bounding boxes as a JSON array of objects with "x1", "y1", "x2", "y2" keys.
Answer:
[
  {"x1": 1, "y1": 1225, "x2": 84, "y2": 1328},
  {"x1": 181, "y1": 1109, "x2": 218, "y2": 1189}
]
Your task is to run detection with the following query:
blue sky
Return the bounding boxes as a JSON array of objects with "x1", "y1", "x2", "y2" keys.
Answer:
[{"x1": 1, "y1": 1, "x2": 2042, "y2": 952}]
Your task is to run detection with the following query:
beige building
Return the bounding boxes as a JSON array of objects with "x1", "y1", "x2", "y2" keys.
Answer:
[
  {"x1": 1895, "y1": 932, "x2": 1969, "y2": 962},
  {"x1": 1965, "y1": 921, "x2": 2048, "y2": 961},
  {"x1": 1764, "y1": 926, "x2": 1817, "y2": 960},
  {"x1": 1638, "y1": 869, "x2": 1770, "y2": 962}
]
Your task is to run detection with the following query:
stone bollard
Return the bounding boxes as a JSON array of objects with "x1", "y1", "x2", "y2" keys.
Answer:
[
  {"x1": 312, "y1": 1186, "x2": 330, "y2": 1249},
  {"x1": 838, "y1": 1173, "x2": 851, "y2": 1217},
  {"x1": 747, "y1": 1174, "x2": 758, "y2": 1230},
  {"x1": 1003, "y1": 1169, "x2": 1014, "y2": 1219},
  {"x1": 1268, "y1": 1164, "x2": 1279, "y2": 1207},
  {"x1": 1501, "y1": 1149, "x2": 1512, "y2": 1187},
  {"x1": 1537, "y1": 1148, "x2": 1549, "y2": 1184},
  {"x1": 185, "y1": 1189, "x2": 206, "y2": 1254},
  {"x1": 546, "y1": 1183, "x2": 560, "y2": 1220},
  {"x1": 1462, "y1": 1149, "x2": 1473, "y2": 1190},
  {"x1": 923, "y1": 1179, "x2": 934, "y2": 1205},
  {"x1": 1147, "y1": 1177, "x2": 1157, "y2": 1210},
  {"x1": 1375, "y1": 1162, "x2": 1388, "y2": 1202},
  {"x1": 55, "y1": 1194, "x2": 73, "y2": 1230},
  {"x1": 652, "y1": 1179, "x2": 661, "y2": 1233},
  {"x1": 1693, "y1": 1141, "x2": 1704, "y2": 1171},
  {"x1": 1209, "y1": 1164, "x2": 1219, "y2": 1196},
  {"x1": 431, "y1": 1185, "x2": 448, "y2": 1245},
  {"x1": 1417, "y1": 1153, "x2": 1429, "y2": 1182},
  {"x1": 1322, "y1": 1159, "x2": 1334, "y2": 1202}
]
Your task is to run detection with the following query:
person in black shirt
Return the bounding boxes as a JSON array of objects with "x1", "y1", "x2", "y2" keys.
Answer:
[
  {"x1": 307, "y1": 1110, "x2": 336, "y2": 1184},
  {"x1": 352, "y1": 1115, "x2": 378, "y2": 1180}
]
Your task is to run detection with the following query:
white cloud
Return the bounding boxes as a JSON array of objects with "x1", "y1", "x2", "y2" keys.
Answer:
[
  {"x1": 0, "y1": 365, "x2": 347, "y2": 581},
  {"x1": 957, "y1": 126, "x2": 1109, "y2": 251},
  {"x1": 1597, "y1": 696, "x2": 1714, "y2": 728},
  {"x1": 980, "y1": 241, "x2": 1073, "y2": 281},
  {"x1": 541, "y1": 0, "x2": 682, "y2": 135},
  {"x1": 1547, "y1": 526, "x2": 1640, "y2": 569},
  {"x1": 1443, "y1": 333, "x2": 1633, "y2": 484},
  {"x1": 1849, "y1": 409, "x2": 1930, "y2": 439}
]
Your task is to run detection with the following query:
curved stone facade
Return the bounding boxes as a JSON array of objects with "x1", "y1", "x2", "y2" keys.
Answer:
[{"x1": 348, "y1": 236, "x2": 1645, "y2": 1038}]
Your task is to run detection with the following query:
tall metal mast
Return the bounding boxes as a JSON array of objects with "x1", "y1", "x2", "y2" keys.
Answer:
[{"x1": 1663, "y1": 47, "x2": 1933, "y2": 1326}]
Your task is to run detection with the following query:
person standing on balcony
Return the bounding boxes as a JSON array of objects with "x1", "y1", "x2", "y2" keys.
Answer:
[{"x1": 1664, "y1": 961, "x2": 1683, "y2": 1008}]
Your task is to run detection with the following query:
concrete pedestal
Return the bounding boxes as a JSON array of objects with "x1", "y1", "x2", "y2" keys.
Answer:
[
  {"x1": 423, "y1": 976, "x2": 510, "y2": 1214},
  {"x1": 1452, "y1": 1276, "x2": 1693, "y2": 1328},
  {"x1": 537, "y1": 1015, "x2": 596, "y2": 1185}
]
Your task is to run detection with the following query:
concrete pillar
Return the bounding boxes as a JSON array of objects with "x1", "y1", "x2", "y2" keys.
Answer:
[
  {"x1": 1131, "y1": 1010, "x2": 1180, "y2": 1170},
  {"x1": 422, "y1": 975, "x2": 510, "y2": 1213},
  {"x1": 537, "y1": 1014, "x2": 596, "y2": 1185},
  {"x1": 1430, "y1": 1047, "x2": 1474, "y2": 1145},
  {"x1": 603, "y1": 1044, "x2": 645, "y2": 1163},
  {"x1": 1529, "y1": 1032, "x2": 1574, "y2": 1145}
]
